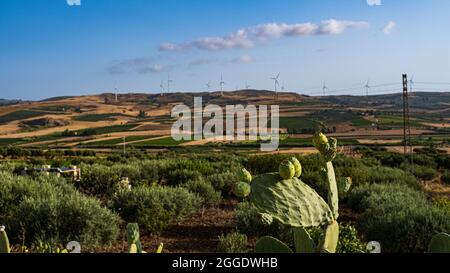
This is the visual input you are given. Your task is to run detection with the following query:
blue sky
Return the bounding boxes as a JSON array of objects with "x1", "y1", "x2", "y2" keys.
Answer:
[{"x1": 1, "y1": 0, "x2": 449, "y2": 100}]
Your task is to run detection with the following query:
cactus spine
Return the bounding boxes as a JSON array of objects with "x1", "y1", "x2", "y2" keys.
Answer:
[
  {"x1": 237, "y1": 132, "x2": 347, "y2": 254},
  {"x1": 0, "y1": 226, "x2": 10, "y2": 253}
]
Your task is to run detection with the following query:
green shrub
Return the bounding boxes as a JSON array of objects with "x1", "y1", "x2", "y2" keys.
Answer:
[
  {"x1": 400, "y1": 163, "x2": 438, "y2": 181},
  {"x1": 78, "y1": 163, "x2": 121, "y2": 196},
  {"x1": 347, "y1": 183, "x2": 450, "y2": 252},
  {"x1": 166, "y1": 169, "x2": 202, "y2": 186},
  {"x1": 217, "y1": 232, "x2": 249, "y2": 253},
  {"x1": 234, "y1": 202, "x2": 265, "y2": 236},
  {"x1": 111, "y1": 186, "x2": 201, "y2": 234},
  {"x1": 184, "y1": 179, "x2": 221, "y2": 207},
  {"x1": 0, "y1": 172, "x2": 120, "y2": 247},
  {"x1": 336, "y1": 224, "x2": 367, "y2": 253},
  {"x1": 442, "y1": 171, "x2": 450, "y2": 185},
  {"x1": 433, "y1": 198, "x2": 450, "y2": 212},
  {"x1": 207, "y1": 172, "x2": 238, "y2": 194}
]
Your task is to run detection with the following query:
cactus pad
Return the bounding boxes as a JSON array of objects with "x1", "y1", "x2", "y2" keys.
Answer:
[
  {"x1": 320, "y1": 221, "x2": 339, "y2": 253},
  {"x1": 278, "y1": 160, "x2": 295, "y2": 180},
  {"x1": 293, "y1": 227, "x2": 316, "y2": 253},
  {"x1": 0, "y1": 226, "x2": 10, "y2": 254},
  {"x1": 428, "y1": 233, "x2": 450, "y2": 253},
  {"x1": 288, "y1": 157, "x2": 302, "y2": 178},
  {"x1": 255, "y1": 236, "x2": 293, "y2": 253},
  {"x1": 250, "y1": 173, "x2": 334, "y2": 227}
]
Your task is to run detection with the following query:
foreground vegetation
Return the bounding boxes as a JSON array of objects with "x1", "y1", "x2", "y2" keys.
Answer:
[{"x1": 0, "y1": 141, "x2": 449, "y2": 253}]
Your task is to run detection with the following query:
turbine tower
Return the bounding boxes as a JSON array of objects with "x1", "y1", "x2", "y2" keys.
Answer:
[
  {"x1": 364, "y1": 79, "x2": 371, "y2": 96},
  {"x1": 322, "y1": 81, "x2": 329, "y2": 96},
  {"x1": 206, "y1": 81, "x2": 211, "y2": 92},
  {"x1": 160, "y1": 81, "x2": 165, "y2": 96},
  {"x1": 167, "y1": 74, "x2": 173, "y2": 93},
  {"x1": 114, "y1": 88, "x2": 119, "y2": 102},
  {"x1": 219, "y1": 74, "x2": 226, "y2": 96},
  {"x1": 271, "y1": 73, "x2": 280, "y2": 99}
]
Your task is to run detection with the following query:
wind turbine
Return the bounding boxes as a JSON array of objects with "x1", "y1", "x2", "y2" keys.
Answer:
[
  {"x1": 167, "y1": 74, "x2": 173, "y2": 93},
  {"x1": 281, "y1": 82, "x2": 285, "y2": 92},
  {"x1": 219, "y1": 74, "x2": 226, "y2": 96},
  {"x1": 245, "y1": 83, "x2": 251, "y2": 89},
  {"x1": 364, "y1": 79, "x2": 371, "y2": 96},
  {"x1": 271, "y1": 73, "x2": 280, "y2": 99},
  {"x1": 206, "y1": 81, "x2": 211, "y2": 92},
  {"x1": 322, "y1": 81, "x2": 329, "y2": 96},
  {"x1": 409, "y1": 75, "x2": 415, "y2": 93},
  {"x1": 114, "y1": 88, "x2": 119, "y2": 102},
  {"x1": 159, "y1": 81, "x2": 165, "y2": 96}
]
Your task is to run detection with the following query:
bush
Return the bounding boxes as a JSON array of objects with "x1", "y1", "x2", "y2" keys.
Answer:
[
  {"x1": 347, "y1": 183, "x2": 450, "y2": 253},
  {"x1": 234, "y1": 202, "x2": 281, "y2": 237},
  {"x1": 0, "y1": 172, "x2": 120, "y2": 247},
  {"x1": 217, "y1": 232, "x2": 249, "y2": 253},
  {"x1": 336, "y1": 224, "x2": 367, "y2": 253},
  {"x1": 442, "y1": 171, "x2": 450, "y2": 185},
  {"x1": 166, "y1": 169, "x2": 202, "y2": 186},
  {"x1": 111, "y1": 186, "x2": 201, "y2": 234},
  {"x1": 207, "y1": 172, "x2": 239, "y2": 194},
  {"x1": 78, "y1": 163, "x2": 121, "y2": 196},
  {"x1": 400, "y1": 163, "x2": 438, "y2": 181},
  {"x1": 184, "y1": 179, "x2": 221, "y2": 207}
]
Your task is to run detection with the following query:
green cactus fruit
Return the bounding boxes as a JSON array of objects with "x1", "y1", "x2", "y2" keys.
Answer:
[
  {"x1": 320, "y1": 221, "x2": 339, "y2": 253},
  {"x1": 232, "y1": 182, "x2": 251, "y2": 198},
  {"x1": 288, "y1": 157, "x2": 302, "y2": 178},
  {"x1": 129, "y1": 243, "x2": 138, "y2": 253},
  {"x1": 255, "y1": 236, "x2": 293, "y2": 253},
  {"x1": 293, "y1": 227, "x2": 316, "y2": 253},
  {"x1": 279, "y1": 160, "x2": 295, "y2": 180},
  {"x1": 250, "y1": 173, "x2": 334, "y2": 227},
  {"x1": 0, "y1": 226, "x2": 11, "y2": 254},
  {"x1": 312, "y1": 132, "x2": 328, "y2": 151},
  {"x1": 428, "y1": 233, "x2": 450, "y2": 253},
  {"x1": 238, "y1": 168, "x2": 252, "y2": 184}
]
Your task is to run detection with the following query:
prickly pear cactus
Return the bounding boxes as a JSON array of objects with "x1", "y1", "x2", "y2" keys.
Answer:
[
  {"x1": 127, "y1": 223, "x2": 143, "y2": 253},
  {"x1": 428, "y1": 233, "x2": 450, "y2": 253},
  {"x1": 320, "y1": 221, "x2": 339, "y2": 253},
  {"x1": 278, "y1": 160, "x2": 295, "y2": 180},
  {"x1": 288, "y1": 157, "x2": 302, "y2": 178},
  {"x1": 0, "y1": 226, "x2": 10, "y2": 253},
  {"x1": 293, "y1": 227, "x2": 316, "y2": 253},
  {"x1": 255, "y1": 236, "x2": 293, "y2": 253},
  {"x1": 232, "y1": 182, "x2": 251, "y2": 198},
  {"x1": 250, "y1": 173, "x2": 334, "y2": 227},
  {"x1": 313, "y1": 132, "x2": 337, "y2": 162},
  {"x1": 238, "y1": 168, "x2": 252, "y2": 184}
]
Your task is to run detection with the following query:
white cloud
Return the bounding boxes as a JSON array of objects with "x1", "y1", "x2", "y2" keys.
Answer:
[
  {"x1": 383, "y1": 21, "x2": 396, "y2": 35},
  {"x1": 188, "y1": 58, "x2": 218, "y2": 67},
  {"x1": 66, "y1": 0, "x2": 81, "y2": 6},
  {"x1": 108, "y1": 58, "x2": 167, "y2": 74},
  {"x1": 367, "y1": 0, "x2": 381, "y2": 6},
  {"x1": 231, "y1": 55, "x2": 254, "y2": 64},
  {"x1": 159, "y1": 19, "x2": 369, "y2": 52}
]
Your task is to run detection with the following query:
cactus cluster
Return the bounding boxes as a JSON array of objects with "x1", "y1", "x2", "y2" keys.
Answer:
[
  {"x1": 236, "y1": 132, "x2": 346, "y2": 253},
  {"x1": 0, "y1": 226, "x2": 10, "y2": 253},
  {"x1": 126, "y1": 223, "x2": 164, "y2": 253}
]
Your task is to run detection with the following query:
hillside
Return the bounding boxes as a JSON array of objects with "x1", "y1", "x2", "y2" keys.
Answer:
[{"x1": 0, "y1": 90, "x2": 448, "y2": 150}]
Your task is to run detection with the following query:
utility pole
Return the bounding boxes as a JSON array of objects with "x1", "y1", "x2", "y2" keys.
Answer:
[
  {"x1": 402, "y1": 74, "x2": 412, "y2": 163},
  {"x1": 123, "y1": 136, "x2": 126, "y2": 154}
]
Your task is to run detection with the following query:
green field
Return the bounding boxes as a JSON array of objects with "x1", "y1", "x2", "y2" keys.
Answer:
[
  {"x1": 81, "y1": 135, "x2": 157, "y2": 146},
  {"x1": 0, "y1": 110, "x2": 48, "y2": 124},
  {"x1": 133, "y1": 136, "x2": 191, "y2": 146},
  {"x1": 73, "y1": 113, "x2": 130, "y2": 122}
]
